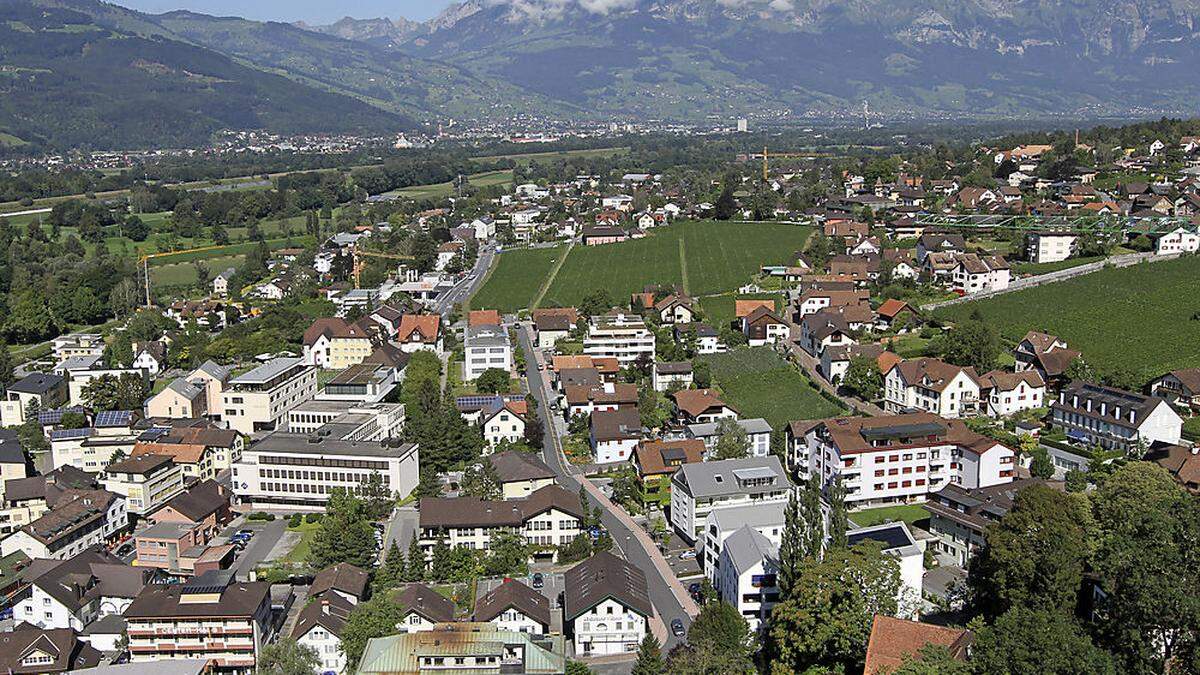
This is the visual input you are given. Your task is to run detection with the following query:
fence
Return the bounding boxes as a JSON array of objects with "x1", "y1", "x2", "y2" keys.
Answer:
[{"x1": 921, "y1": 251, "x2": 1183, "y2": 311}]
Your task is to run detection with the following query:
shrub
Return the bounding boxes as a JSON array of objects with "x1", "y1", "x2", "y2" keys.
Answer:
[
  {"x1": 304, "y1": 513, "x2": 322, "y2": 524},
  {"x1": 288, "y1": 513, "x2": 303, "y2": 528}
]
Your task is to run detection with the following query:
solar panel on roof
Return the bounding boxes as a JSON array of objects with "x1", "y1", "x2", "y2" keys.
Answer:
[
  {"x1": 847, "y1": 525, "x2": 911, "y2": 550},
  {"x1": 94, "y1": 410, "x2": 132, "y2": 427},
  {"x1": 50, "y1": 428, "x2": 94, "y2": 441},
  {"x1": 661, "y1": 447, "x2": 688, "y2": 462}
]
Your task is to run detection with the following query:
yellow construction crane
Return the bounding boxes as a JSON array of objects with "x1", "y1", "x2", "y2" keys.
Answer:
[
  {"x1": 353, "y1": 249, "x2": 415, "y2": 289},
  {"x1": 138, "y1": 243, "x2": 240, "y2": 307}
]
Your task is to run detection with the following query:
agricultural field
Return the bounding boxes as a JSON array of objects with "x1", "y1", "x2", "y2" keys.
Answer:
[
  {"x1": 543, "y1": 232, "x2": 683, "y2": 307},
  {"x1": 935, "y1": 255, "x2": 1200, "y2": 385},
  {"x1": 471, "y1": 245, "x2": 567, "y2": 313},
  {"x1": 388, "y1": 169, "x2": 513, "y2": 200},
  {"x1": 1011, "y1": 255, "x2": 1103, "y2": 276},
  {"x1": 150, "y1": 254, "x2": 245, "y2": 289},
  {"x1": 504, "y1": 221, "x2": 811, "y2": 310},
  {"x1": 700, "y1": 347, "x2": 845, "y2": 429}
]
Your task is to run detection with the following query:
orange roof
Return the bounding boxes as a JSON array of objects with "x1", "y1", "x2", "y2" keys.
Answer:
[
  {"x1": 132, "y1": 441, "x2": 206, "y2": 465},
  {"x1": 552, "y1": 355, "x2": 619, "y2": 374},
  {"x1": 876, "y1": 351, "x2": 903, "y2": 375},
  {"x1": 671, "y1": 388, "x2": 736, "y2": 419},
  {"x1": 863, "y1": 615, "x2": 972, "y2": 674},
  {"x1": 468, "y1": 310, "x2": 501, "y2": 327},
  {"x1": 876, "y1": 299, "x2": 914, "y2": 319},
  {"x1": 398, "y1": 315, "x2": 440, "y2": 343},
  {"x1": 734, "y1": 299, "x2": 774, "y2": 319},
  {"x1": 635, "y1": 439, "x2": 704, "y2": 476}
]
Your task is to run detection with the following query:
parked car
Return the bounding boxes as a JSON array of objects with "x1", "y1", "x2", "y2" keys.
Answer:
[
  {"x1": 678, "y1": 550, "x2": 697, "y2": 560},
  {"x1": 687, "y1": 582, "x2": 701, "y2": 595},
  {"x1": 671, "y1": 618, "x2": 686, "y2": 637},
  {"x1": 531, "y1": 572, "x2": 544, "y2": 589},
  {"x1": 115, "y1": 543, "x2": 134, "y2": 557},
  {"x1": 236, "y1": 529, "x2": 255, "y2": 539}
]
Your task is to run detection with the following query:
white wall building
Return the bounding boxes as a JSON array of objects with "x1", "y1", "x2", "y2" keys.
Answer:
[
  {"x1": 670, "y1": 456, "x2": 793, "y2": 543},
  {"x1": 564, "y1": 552, "x2": 651, "y2": 657},
  {"x1": 584, "y1": 313, "x2": 655, "y2": 366}
]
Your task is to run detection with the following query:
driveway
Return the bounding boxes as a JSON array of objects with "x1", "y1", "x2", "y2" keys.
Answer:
[{"x1": 220, "y1": 518, "x2": 288, "y2": 576}]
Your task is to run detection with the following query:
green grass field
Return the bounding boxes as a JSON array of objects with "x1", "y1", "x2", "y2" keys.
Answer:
[
  {"x1": 150, "y1": 254, "x2": 246, "y2": 288},
  {"x1": 849, "y1": 503, "x2": 930, "y2": 528},
  {"x1": 389, "y1": 169, "x2": 513, "y2": 200},
  {"x1": 701, "y1": 347, "x2": 845, "y2": 428},
  {"x1": 0, "y1": 132, "x2": 27, "y2": 147},
  {"x1": 470, "y1": 147, "x2": 628, "y2": 164},
  {"x1": 471, "y1": 245, "x2": 567, "y2": 313},
  {"x1": 935, "y1": 255, "x2": 1200, "y2": 385},
  {"x1": 544, "y1": 231, "x2": 683, "y2": 307},
  {"x1": 698, "y1": 294, "x2": 783, "y2": 331},
  {"x1": 681, "y1": 222, "x2": 811, "y2": 295},
  {"x1": 1011, "y1": 256, "x2": 1103, "y2": 276}
]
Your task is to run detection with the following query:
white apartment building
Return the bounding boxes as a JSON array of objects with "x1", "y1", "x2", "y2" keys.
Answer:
[
  {"x1": 564, "y1": 552, "x2": 651, "y2": 657},
  {"x1": 950, "y1": 253, "x2": 1010, "y2": 295},
  {"x1": 884, "y1": 358, "x2": 981, "y2": 419},
  {"x1": 1026, "y1": 232, "x2": 1077, "y2": 264},
  {"x1": 418, "y1": 486, "x2": 583, "y2": 562},
  {"x1": 221, "y1": 357, "x2": 317, "y2": 434},
  {"x1": 670, "y1": 456, "x2": 793, "y2": 543},
  {"x1": 50, "y1": 428, "x2": 137, "y2": 474},
  {"x1": 1050, "y1": 381, "x2": 1183, "y2": 452},
  {"x1": 465, "y1": 325, "x2": 514, "y2": 381},
  {"x1": 584, "y1": 313, "x2": 655, "y2": 366},
  {"x1": 233, "y1": 432, "x2": 418, "y2": 511},
  {"x1": 847, "y1": 522, "x2": 923, "y2": 618},
  {"x1": 13, "y1": 548, "x2": 151, "y2": 632},
  {"x1": 802, "y1": 413, "x2": 1016, "y2": 508},
  {"x1": 1152, "y1": 227, "x2": 1200, "y2": 255},
  {"x1": 293, "y1": 594, "x2": 355, "y2": 674},
  {"x1": 686, "y1": 418, "x2": 773, "y2": 458},
  {"x1": 978, "y1": 370, "x2": 1046, "y2": 417},
  {"x1": 717, "y1": 526, "x2": 781, "y2": 632},
  {"x1": 699, "y1": 501, "x2": 786, "y2": 585}
]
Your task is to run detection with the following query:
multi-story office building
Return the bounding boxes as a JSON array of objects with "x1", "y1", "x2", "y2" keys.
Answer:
[
  {"x1": 221, "y1": 358, "x2": 317, "y2": 435},
  {"x1": 583, "y1": 313, "x2": 655, "y2": 366},
  {"x1": 232, "y1": 423, "x2": 417, "y2": 511}
]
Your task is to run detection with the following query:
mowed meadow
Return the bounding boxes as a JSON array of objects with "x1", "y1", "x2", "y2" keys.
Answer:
[
  {"x1": 473, "y1": 221, "x2": 811, "y2": 312},
  {"x1": 935, "y1": 255, "x2": 1200, "y2": 385}
]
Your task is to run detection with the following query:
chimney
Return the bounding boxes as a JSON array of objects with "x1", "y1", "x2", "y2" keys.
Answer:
[{"x1": 321, "y1": 599, "x2": 330, "y2": 614}]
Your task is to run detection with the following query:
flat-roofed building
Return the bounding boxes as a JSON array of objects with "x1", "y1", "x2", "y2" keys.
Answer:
[
  {"x1": 316, "y1": 363, "x2": 397, "y2": 404},
  {"x1": 221, "y1": 358, "x2": 317, "y2": 435},
  {"x1": 232, "y1": 425, "x2": 418, "y2": 512},
  {"x1": 464, "y1": 325, "x2": 513, "y2": 381},
  {"x1": 583, "y1": 313, "x2": 655, "y2": 366},
  {"x1": 358, "y1": 624, "x2": 566, "y2": 675},
  {"x1": 101, "y1": 455, "x2": 185, "y2": 518}
]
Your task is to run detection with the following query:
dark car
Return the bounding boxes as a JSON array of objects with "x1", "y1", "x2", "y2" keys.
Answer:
[
  {"x1": 115, "y1": 543, "x2": 134, "y2": 557},
  {"x1": 531, "y1": 572, "x2": 544, "y2": 589},
  {"x1": 687, "y1": 582, "x2": 701, "y2": 595},
  {"x1": 671, "y1": 618, "x2": 686, "y2": 637}
]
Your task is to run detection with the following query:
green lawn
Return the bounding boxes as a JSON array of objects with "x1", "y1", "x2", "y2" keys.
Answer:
[
  {"x1": 471, "y1": 245, "x2": 566, "y2": 313},
  {"x1": 701, "y1": 347, "x2": 845, "y2": 428},
  {"x1": 698, "y1": 293, "x2": 783, "y2": 331},
  {"x1": 849, "y1": 503, "x2": 930, "y2": 528},
  {"x1": 150, "y1": 254, "x2": 245, "y2": 289},
  {"x1": 543, "y1": 230, "x2": 683, "y2": 307},
  {"x1": 682, "y1": 222, "x2": 812, "y2": 296},
  {"x1": 282, "y1": 521, "x2": 321, "y2": 564},
  {"x1": 935, "y1": 255, "x2": 1200, "y2": 386},
  {"x1": 0, "y1": 132, "x2": 27, "y2": 147}
]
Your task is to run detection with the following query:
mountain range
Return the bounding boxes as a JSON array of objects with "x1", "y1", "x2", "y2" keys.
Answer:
[{"x1": 4, "y1": 0, "x2": 1200, "y2": 150}]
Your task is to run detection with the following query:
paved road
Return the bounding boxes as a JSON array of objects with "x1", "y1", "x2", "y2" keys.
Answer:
[
  {"x1": 434, "y1": 241, "x2": 496, "y2": 316},
  {"x1": 784, "y1": 322, "x2": 886, "y2": 416},
  {"x1": 384, "y1": 505, "x2": 420, "y2": 555},
  {"x1": 516, "y1": 325, "x2": 695, "y2": 651}
]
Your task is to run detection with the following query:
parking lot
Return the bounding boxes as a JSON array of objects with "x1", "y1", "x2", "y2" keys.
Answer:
[{"x1": 661, "y1": 532, "x2": 702, "y2": 579}]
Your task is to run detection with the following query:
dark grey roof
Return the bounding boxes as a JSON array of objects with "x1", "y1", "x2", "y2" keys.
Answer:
[
  {"x1": 488, "y1": 451, "x2": 555, "y2": 484},
  {"x1": 673, "y1": 456, "x2": 790, "y2": 499},
  {"x1": 564, "y1": 551, "x2": 651, "y2": 620},
  {"x1": 1052, "y1": 381, "x2": 1166, "y2": 427},
  {"x1": 473, "y1": 579, "x2": 551, "y2": 627},
  {"x1": 309, "y1": 562, "x2": 369, "y2": 601},
  {"x1": 394, "y1": 583, "x2": 456, "y2": 623},
  {"x1": 0, "y1": 429, "x2": 24, "y2": 465},
  {"x1": 7, "y1": 373, "x2": 64, "y2": 395}
]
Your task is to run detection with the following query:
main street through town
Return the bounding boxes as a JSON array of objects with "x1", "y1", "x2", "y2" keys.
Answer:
[
  {"x1": 516, "y1": 325, "x2": 697, "y2": 651},
  {"x1": 434, "y1": 241, "x2": 496, "y2": 316}
]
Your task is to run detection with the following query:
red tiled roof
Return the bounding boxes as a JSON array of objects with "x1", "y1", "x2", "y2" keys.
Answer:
[
  {"x1": 863, "y1": 615, "x2": 972, "y2": 674},
  {"x1": 398, "y1": 315, "x2": 440, "y2": 343}
]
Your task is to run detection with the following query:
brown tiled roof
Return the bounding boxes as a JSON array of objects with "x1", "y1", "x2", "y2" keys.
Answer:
[
  {"x1": 564, "y1": 551, "x2": 652, "y2": 620},
  {"x1": 468, "y1": 310, "x2": 501, "y2": 327},
  {"x1": 890, "y1": 358, "x2": 978, "y2": 393},
  {"x1": 1035, "y1": 348, "x2": 1081, "y2": 377},
  {"x1": 473, "y1": 579, "x2": 550, "y2": 627},
  {"x1": 634, "y1": 440, "x2": 704, "y2": 477},
  {"x1": 1019, "y1": 331, "x2": 1061, "y2": 352},
  {"x1": 863, "y1": 614, "x2": 972, "y2": 674},
  {"x1": 745, "y1": 305, "x2": 785, "y2": 326},
  {"x1": 105, "y1": 454, "x2": 174, "y2": 476},
  {"x1": 153, "y1": 480, "x2": 229, "y2": 522},
  {"x1": 653, "y1": 295, "x2": 692, "y2": 313},
  {"x1": 819, "y1": 412, "x2": 1007, "y2": 457},
  {"x1": 394, "y1": 583, "x2": 456, "y2": 623},
  {"x1": 165, "y1": 427, "x2": 239, "y2": 449},
  {"x1": 302, "y1": 318, "x2": 374, "y2": 346},
  {"x1": 292, "y1": 591, "x2": 355, "y2": 639},
  {"x1": 589, "y1": 407, "x2": 643, "y2": 443},
  {"x1": 559, "y1": 368, "x2": 601, "y2": 390},
  {"x1": 978, "y1": 369, "x2": 1045, "y2": 392},
  {"x1": 398, "y1": 315, "x2": 440, "y2": 343},
  {"x1": 671, "y1": 389, "x2": 736, "y2": 418},
  {"x1": 1167, "y1": 369, "x2": 1200, "y2": 396},
  {"x1": 124, "y1": 577, "x2": 270, "y2": 619},
  {"x1": 876, "y1": 299, "x2": 915, "y2": 319},
  {"x1": 309, "y1": 563, "x2": 369, "y2": 601},
  {"x1": 420, "y1": 485, "x2": 582, "y2": 529},
  {"x1": 132, "y1": 441, "x2": 206, "y2": 465},
  {"x1": 364, "y1": 342, "x2": 411, "y2": 369},
  {"x1": 532, "y1": 307, "x2": 579, "y2": 325},
  {"x1": 1147, "y1": 444, "x2": 1200, "y2": 490},
  {"x1": 564, "y1": 383, "x2": 638, "y2": 407},
  {"x1": 0, "y1": 625, "x2": 103, "y2": 673},
  {"x1": 734, "y1": 299, "x2": 774, "y2": 319},
  {"x1": 24, "y1": 489, "x2": 118, "y2": 546}
]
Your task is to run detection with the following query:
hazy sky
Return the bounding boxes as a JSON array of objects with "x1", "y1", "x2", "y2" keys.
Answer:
[{"x1": 114, "y1": 0, "x2": 458, "y2": 23}]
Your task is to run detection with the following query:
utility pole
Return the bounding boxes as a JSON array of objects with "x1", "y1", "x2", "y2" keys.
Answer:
[{"x1": 762, "y1": 146, "x2": 769, "y2": 182}]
